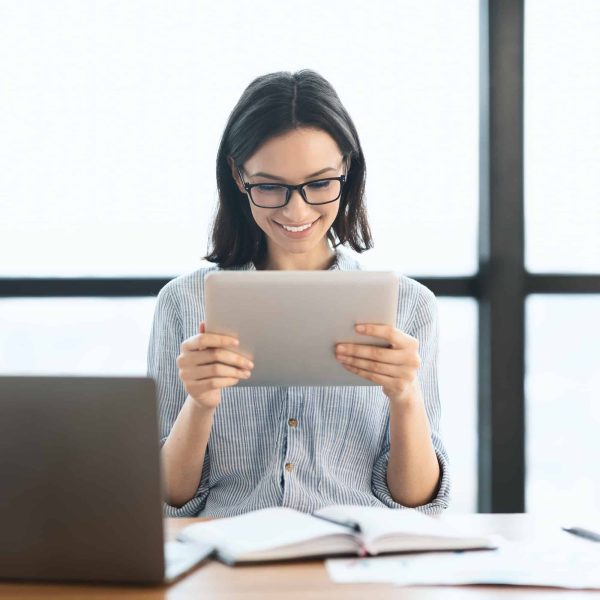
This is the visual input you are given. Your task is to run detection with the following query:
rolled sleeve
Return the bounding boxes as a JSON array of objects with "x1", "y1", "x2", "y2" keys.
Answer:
[
  {"x1": 371, "y1": 439, "x2": 451, "y2": 515},
  {"x1": 371, "y1": 284, "x2": 451, "y2": 514},
  {"x1": 147, "y1": 282, "x2": 211, "y2": 517}
]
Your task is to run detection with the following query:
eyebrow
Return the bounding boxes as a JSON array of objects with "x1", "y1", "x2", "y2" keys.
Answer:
[{"x1": 248, "y1": 166, "x2": 338, "y2": 181}]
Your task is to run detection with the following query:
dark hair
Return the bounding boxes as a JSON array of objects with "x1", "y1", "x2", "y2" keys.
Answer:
[{"x1": 204, "y1": 69, "x2": 373, "y2": 268}]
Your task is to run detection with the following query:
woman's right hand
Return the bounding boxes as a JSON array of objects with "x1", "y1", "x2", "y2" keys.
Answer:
[{"x1": 176, "y1": 322, "x2": 254, "y2": 410}]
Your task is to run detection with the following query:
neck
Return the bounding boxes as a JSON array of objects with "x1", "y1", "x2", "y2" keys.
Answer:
[{"x1": 257, "y1": 243, "x2": 337, "y2": 271}]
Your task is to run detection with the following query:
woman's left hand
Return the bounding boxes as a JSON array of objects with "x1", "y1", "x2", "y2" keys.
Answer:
[{"x1": 335, "y1": 324, "x2": 422, "y2": 405}]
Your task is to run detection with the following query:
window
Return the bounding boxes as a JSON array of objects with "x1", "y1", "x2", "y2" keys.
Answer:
[
  {"x1": 0, "y1": 298, "x2": 156, "y2": 375},
  {"x1": 0, "y1": 1, "x2": 478, "y2": 277},
  {"x1": 525, "y1": 0, "x2": 600, "y2": 274},
  {"x1": 523, "y1": 0, "x2": 600, "y2": 518},
  {"x1": 10, "y1": 1, "x2": 590, "y2": 515},
  {"x1": 526, "y1": 295, "x2": 600, "y2": 520}
]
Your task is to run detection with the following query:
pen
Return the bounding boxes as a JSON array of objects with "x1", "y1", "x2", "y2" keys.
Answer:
[
  {"x1": 312, "y1": 514, "x2": 362, "y2": 533},
  {"x1": 562, "y1": 526, "x2": 600, "y2": 542}
]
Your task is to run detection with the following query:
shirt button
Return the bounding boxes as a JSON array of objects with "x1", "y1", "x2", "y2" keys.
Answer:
[
  {"x1": 288, "y1": 418, "x2": 298, "y2": 428},
  {"x1": 285, "y1": 462, "x2": 294, "y2": 473}
]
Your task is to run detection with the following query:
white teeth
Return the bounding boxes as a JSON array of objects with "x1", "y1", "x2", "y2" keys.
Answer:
[{"x1": 280, "y1": 221, "x2": 313, "y2": 232}]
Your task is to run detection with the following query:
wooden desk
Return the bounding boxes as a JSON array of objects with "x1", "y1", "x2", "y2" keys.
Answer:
[{"x1": 0, "y1": 514, "x2": 596, "y2": 599}]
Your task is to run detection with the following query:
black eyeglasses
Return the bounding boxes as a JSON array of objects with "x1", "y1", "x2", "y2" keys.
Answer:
[{"x1": 236, "y1": 166, "x2": 347, "y2": 208}]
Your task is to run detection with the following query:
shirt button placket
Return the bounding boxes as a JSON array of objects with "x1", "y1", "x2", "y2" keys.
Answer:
[{"x1": 282, "y1": 388, "x2": 302, "y2": 506}]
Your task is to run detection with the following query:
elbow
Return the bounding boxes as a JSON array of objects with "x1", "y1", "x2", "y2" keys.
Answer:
[{"x1": 163, "y1": 482, "x2": 196, "y2": 509}]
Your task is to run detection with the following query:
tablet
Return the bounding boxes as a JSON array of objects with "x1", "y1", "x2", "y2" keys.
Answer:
[{"x1": 204, "y1": 270, "x2": 399, "y2": 386}]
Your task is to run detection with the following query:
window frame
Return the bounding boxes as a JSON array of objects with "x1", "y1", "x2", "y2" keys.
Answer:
[{"x1": 1, "y1": 0, "x2": 599, "y2": 512}]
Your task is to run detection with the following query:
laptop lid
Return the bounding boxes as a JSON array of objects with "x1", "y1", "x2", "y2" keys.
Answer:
[{"x1": 0, "y1": 376, "x2": 167, "y2": 584}]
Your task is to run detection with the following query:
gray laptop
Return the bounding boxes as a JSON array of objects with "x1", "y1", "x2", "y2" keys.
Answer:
[{"x1": 0, "y1": 376, "x2": 212, "y2": 585}]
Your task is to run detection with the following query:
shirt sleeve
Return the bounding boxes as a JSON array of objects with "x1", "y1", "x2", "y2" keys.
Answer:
[
  {"x1": 147, "y1": 282, "x2": 211, "y2": 517},
  {"x1": 371, "y1": 285, "x2": 451, "y2": 514}
]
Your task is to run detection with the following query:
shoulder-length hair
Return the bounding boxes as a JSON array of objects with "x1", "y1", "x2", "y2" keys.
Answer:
[{"x1": 204, "y1": 69, "x2": 373, "y2": 268}]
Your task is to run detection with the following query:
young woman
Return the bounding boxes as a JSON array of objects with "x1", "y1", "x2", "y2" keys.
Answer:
[{"x1": 147, "y1": 70, "x2": 450, "y2": 517}]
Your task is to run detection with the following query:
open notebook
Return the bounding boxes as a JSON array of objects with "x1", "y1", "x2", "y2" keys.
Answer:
[{"x1": 176, "y1": 505, "x2": 499, "y2": 564}]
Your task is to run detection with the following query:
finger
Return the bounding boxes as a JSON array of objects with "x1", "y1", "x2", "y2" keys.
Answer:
[
  {"x1": 180, "y1": 363, "x2": 252, "y2": 381},
  {"x1": 199, "y1": 321, "x2": 205, "y2": 334},
  {"x1": 181, "y1": 332, "x2": 239, "y2": 352},
  {"x1": 187, "y1": 377, "x2": 242, "y2": 394},
  {"x1": 336, "y1": 343, "x2": 403, "y2": 366},
  {"x1": 340, "y1": 362, "x2": 397, "y2": 387},
  {"x1": 178, "y1": 348, "x2": 254, "y2": 370},
  {"x1": 354, "y1": 324, "x2": 416, "y2": 350},
  {"x1": 336, "y1": 355, "x2": 408, "y2": 377}
]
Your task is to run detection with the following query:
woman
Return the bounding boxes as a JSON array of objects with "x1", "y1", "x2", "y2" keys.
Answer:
[{"x1": 147, "y1": 70, "x2": 450, "y2": 517}]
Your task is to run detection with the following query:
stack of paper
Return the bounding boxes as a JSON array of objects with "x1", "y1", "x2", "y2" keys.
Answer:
[{"x1": 326, "y1": 539, "x2": 600, "y2": 590}]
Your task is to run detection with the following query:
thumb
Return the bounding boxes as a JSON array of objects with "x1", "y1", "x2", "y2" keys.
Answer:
[{"x1": 199, "y1": 321, "x2": 205, "y2": 334}]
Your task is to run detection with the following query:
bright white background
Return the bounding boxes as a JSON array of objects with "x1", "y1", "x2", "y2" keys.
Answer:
[
  {"x1": 525, "y1": 0, "x2": 600, "y2": 274},
  {"x1": 1, "y1": 0, "x2": 598, "y2": 517},
  {"x1": 526, "y1": 295, "x2": 600, "y2": 521},
  {"x1": 524, "y1": 0, "x2": 600, "y2": 519},
  {"x1": 0, "y1": 0, "x2": 479, "y2": 277}
]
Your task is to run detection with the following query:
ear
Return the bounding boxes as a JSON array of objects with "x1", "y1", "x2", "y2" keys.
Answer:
[{"x1": 228, "y1": 157, "x2": 247, "y2": 195}]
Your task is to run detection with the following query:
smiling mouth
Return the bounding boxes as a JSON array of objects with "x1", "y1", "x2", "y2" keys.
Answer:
[{"x1": 275, "y1": 218, "x2": 319, "y2": 232}]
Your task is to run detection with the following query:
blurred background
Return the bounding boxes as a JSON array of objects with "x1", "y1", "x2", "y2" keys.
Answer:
[{"x1": 0, "y1": 0, "x2": 598, "y2": 518}]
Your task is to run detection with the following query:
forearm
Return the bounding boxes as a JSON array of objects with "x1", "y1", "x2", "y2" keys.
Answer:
[
  {"x1": 386, "y1": 384, "x2": 441, "y2": 507},
  {"x1": 161, "y1": 395, "x2": 215, "y2": 508}
]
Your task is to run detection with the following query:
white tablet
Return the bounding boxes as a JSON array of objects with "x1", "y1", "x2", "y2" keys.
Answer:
[{"x1": 204, "y1": 270, "x2": 399, "y2": 386}]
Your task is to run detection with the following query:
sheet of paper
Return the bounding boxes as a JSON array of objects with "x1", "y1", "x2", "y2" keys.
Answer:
[
  {"x1": 179, "y1": 507, "x2": 346, "y2": 555},
  {"x1": 326, "y1": 540, "x2": 600, "y2": 589}
]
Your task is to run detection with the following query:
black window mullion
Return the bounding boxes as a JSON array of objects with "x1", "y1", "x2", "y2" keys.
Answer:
[
  {"x1": 478, "y1": 0, "x2": 526, "y2": 513},
  {"x1": 0, "y1": 278, "x2": 169, "y2": 297}
]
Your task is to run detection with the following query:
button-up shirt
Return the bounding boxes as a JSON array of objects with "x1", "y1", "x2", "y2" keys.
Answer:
[{"x1": 147, "y1": 248, "x2": 450, "y2": 517}]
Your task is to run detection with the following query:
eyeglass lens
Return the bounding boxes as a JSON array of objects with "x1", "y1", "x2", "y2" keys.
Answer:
[{"x1": 251, "y1": 179, "x2": 341, "y2": 207}]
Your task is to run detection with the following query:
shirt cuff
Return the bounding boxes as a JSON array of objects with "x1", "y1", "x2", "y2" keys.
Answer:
[
  {"x1": 163, "y1": 494, "x2": 209, "y2": 518},
  {"x1": 371, "y1": 447, "x2": 451, "y2": 515}
]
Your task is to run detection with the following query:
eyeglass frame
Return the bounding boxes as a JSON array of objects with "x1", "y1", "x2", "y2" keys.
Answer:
[{"x1": 236, "y1": 164, "x2": 348, "y2": 208}]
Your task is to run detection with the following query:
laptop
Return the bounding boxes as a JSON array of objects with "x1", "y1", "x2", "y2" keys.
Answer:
[
  {"x1": 0, "y1": 376, "x2": 213, "y2": 585},
  {"x1": 204, "y1": 270, "x2": 399, "y2": 386}
]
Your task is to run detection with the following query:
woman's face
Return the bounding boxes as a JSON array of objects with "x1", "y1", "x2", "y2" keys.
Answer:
[{"x1": 232, "y1": 127, "x2": 346, "y2": 262}]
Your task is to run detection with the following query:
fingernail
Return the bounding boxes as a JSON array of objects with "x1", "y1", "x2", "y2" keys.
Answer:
[
  {"x1": 355, "y1": 324, "x2": 365, "y2": 332},
  {"x1": 337, "y1": 345, "x2": 346, "y2": 353}
]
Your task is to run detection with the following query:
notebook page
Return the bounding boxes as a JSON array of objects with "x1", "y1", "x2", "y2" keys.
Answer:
[
  {"x1": 315, "y1": 505, "x2": 472, "y2": 545},
  {"x1": 178, "y1": 507, "x2": 351, "y2": 559}
]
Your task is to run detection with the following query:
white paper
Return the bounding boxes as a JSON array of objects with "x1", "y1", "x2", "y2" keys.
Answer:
[
  {"x1": 326, "y1": 539, "x2": 600, "y2": 590},
  {"x1": 317, "y1": 505, "x2": 475, "y2": 541},
  {"x1": 178, "y1": 507, "x2": 346, "y2": 556}
]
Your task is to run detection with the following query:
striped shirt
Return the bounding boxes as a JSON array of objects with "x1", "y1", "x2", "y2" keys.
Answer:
[{"x1": 147, "y1": 247, "x2": 450, "y2": 517}]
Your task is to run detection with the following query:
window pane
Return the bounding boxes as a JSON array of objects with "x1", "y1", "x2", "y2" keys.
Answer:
[
  {"x1": 0, "y1": 298, "x2": 156, "y2": 375},
  {"x1": 437, "y1": 298, "x2": 478, "y2": 513},
  {"x1": 526, "y1": 295, "x2": 600, "y2": 520},
  {"x1": 0, "y1": 1, "x2": 478, "y2": 277},
  {"x1": 525, "y1": 0, "x2": 600, "y2": 273}
]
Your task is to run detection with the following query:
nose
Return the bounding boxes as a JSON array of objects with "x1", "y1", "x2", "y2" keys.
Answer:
[{"x1": 280, "y1": 188, "x2": 315, "y2": 221}]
